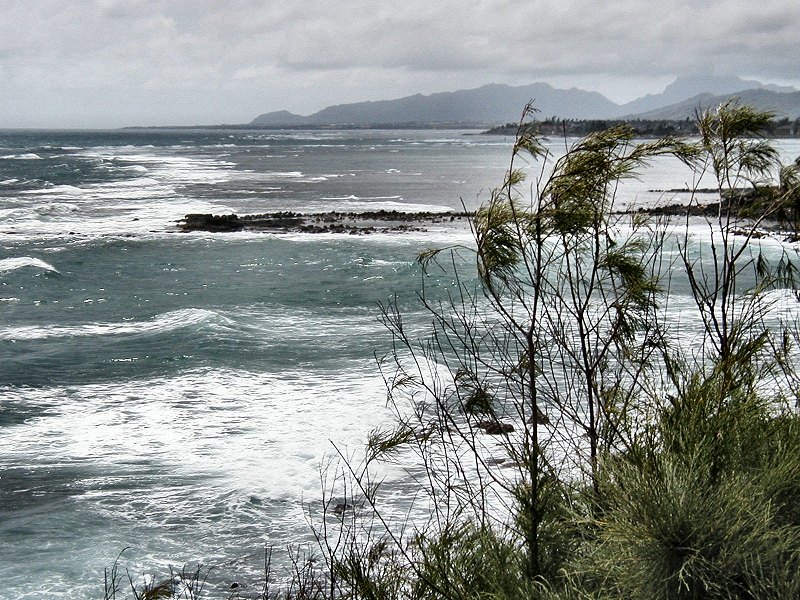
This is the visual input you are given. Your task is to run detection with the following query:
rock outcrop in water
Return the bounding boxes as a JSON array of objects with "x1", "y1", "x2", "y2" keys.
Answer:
[
  {"x1": 476, "y1": 420, "x2": 515, "y2": 435},
  {"x1": 178, "y1": 210, "x2": 472, "y2": 234}
]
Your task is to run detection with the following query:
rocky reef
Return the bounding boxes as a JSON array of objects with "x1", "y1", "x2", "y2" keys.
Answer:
[{"x1": 177, "y1": 210, "x2": 472, "y2": 235}]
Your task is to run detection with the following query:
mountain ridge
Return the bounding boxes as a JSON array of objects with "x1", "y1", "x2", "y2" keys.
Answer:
[
  {"x1": 251, "y1": 82, "x2": 620, "y2": 126},
  {"x1": 251, "y1": 76, "x2": 800, "y2": 126},
  {"x1": 621, "y1": 88, "x2": 800, "y2": 120}
]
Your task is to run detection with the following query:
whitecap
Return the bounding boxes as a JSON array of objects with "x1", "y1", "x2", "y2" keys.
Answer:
[
  {"x1": 265, "y1": 171, "x2": 304, "y2": 178},
  {"x1": 298, "y1": 199, "x2": 454, "y2": 214},
  {"x1": 0, "y1": 153, "x2": 42, "y2": 160},
  {"x1": 0, "y1": 257, "x2": 59, "y2": 274},
  {"x1": 34, "y1": 202, "x2": 80, "y2": 215},
  {"x1": 0, "y1": 308, "x2": 225, "y2": 341},
  {"x1": 22, "y1": 184, "x2": 84, "y2": 196},
  {"x1": 320, "y1": 195, "x2": 360, "y2": 201}
]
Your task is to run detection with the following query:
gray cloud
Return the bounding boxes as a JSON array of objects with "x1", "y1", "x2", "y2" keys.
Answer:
[{"x1": 1, "y1": 0, "x2": 798, "y2": 127}]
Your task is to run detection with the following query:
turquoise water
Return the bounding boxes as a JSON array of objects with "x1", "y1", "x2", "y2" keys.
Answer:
[
  {"x1": 0, "y1": 129, "x2": 508, "y2": 599},
  {"x1": 2, "y1": 128, "x2": 799, "y2": 599}
]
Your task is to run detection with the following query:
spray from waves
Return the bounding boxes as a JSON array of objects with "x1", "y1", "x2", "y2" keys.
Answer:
[
  {"x1": 0, "y1": 256, "x2": 59, "y2": 274},
  {"x1": 0, "y1": 307, "x2": 228, "y2": 341}
]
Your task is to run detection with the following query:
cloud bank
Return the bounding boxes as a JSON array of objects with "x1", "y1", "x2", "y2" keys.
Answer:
[{"x1": 1, "y1": 0, "x2": 798, "y2": 127}]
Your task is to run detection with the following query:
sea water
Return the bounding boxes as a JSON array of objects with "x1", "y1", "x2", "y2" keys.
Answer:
[{"x1": 1, "y1": 128, "x2": 799, "y2": 599}]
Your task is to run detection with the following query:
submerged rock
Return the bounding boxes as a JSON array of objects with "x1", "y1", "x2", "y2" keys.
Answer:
[{"x1": 329, "y1": 500, "x2": 366, "y2": 515}]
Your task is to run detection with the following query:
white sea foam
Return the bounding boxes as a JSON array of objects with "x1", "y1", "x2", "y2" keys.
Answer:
[
  {"x1": 0, "y1": 364, "x2": 402, "y2": 543},
  {"x1": 82, "y1": 149, "x2": 236, "y2": 186},
  {"x1": 280, "y1": 226, "x2": 475, "y2": 247},
  {"x1": 297, "y1": 199, "x2": 454, "y2": 213},
  {"x1": 0, "y1": 357, "x2": 405, "y2": 596},
  {"x1": 3, "y1": 182, "x2": 230, "y2": 240},
  {"x1": 3, "y1": 361, "x2": 394, "y2": 477},
  {"x1": 0, "y1": 143, "x2": 256, "y2": 242}
]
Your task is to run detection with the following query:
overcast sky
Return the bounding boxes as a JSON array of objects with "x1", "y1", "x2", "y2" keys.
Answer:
[{"x1": 1, "y1": 0, "x2": 799, "y2": 128}]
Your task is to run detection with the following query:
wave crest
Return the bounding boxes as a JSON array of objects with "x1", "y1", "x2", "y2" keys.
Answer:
[
  {"x1": 0, "y1": 308, "x2": 226, "y2": 341},
  {"x1": 0, "y1": 257, "x2": 59, "y2": 273}
]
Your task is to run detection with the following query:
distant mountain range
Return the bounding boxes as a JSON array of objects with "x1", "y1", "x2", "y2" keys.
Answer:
[
  {"x1": 622, "y1": 88, "x2": 800, "y2": 121},
  {"x1": 251, "y1": 76, "x2": 800, "y2": 127}
]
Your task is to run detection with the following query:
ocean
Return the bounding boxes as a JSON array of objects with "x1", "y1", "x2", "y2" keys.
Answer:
[{"x1": 2, "y1": 128, "x2": 799, "y2": 599}]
